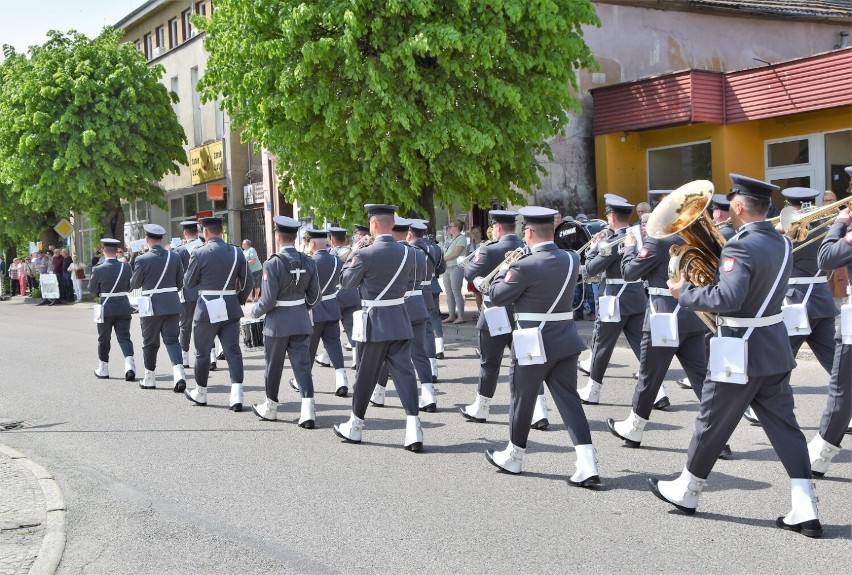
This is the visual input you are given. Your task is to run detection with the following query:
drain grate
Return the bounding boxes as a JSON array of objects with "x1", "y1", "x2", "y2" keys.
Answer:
[{"x1": 0, "y1": 420, "x2": 28, "y2": 431}]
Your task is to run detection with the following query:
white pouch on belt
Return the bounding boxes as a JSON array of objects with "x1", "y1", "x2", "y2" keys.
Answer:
[
  {"x1": 206, "y1": 297, "x2": 228, "y2": 323},
  {"x1": 841, "y1": 304, "x2": 852, "y2": 345},
  {"x1": 351, "y1": 309, "x2": 368, "y2": 342},
  {"x1": 598, "y1": 295, "x2": 620, "y2": 323},
  {"x1": 513, "y1": 327, "x2": 546, "y2": 365},
  {"x1": 483, "y1": 305, "x2": 511, "y2": 337},
  {"x1": 93, "y1": 303, "x2": 104, "y2": 324},
  {"x1": 708, "y1": 337, "x2": 748, "y2": 385},
  {"x1": 649, "y1": 297, "x2": 679, "y2": 347},
  {"x1": 781, "y1": 302, "x2": 810, "y2": 336},
  {"x1": 137, "y1": 295, "x2": 154, "y2": 317}
]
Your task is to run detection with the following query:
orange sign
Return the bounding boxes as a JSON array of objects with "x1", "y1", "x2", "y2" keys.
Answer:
[
  {"x1": 207, "y1": 183, "x2": 225, "y2": 201},
  {"x1": 195, "y1": 210, "x2": 213, "y2": 220}
]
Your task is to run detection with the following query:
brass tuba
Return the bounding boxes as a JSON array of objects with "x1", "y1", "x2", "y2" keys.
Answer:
[{"x1": 645, "y1": 180, "x2": 726, "y2": 332}]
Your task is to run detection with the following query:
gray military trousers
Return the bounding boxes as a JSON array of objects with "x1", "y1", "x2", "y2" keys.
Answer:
[
  {"x1": 193, "y1": 318, "x2": 243, "y2": 387},
  {"x1": 377, "y1": 320, "x2": 431, "y2": 388},
  {"x1": 97, "y1": 315, "x2": 134, "y2": 362},
  {"x1": 352, "y1": 339, "x2": 419, "y2": 418},
  {"x1": 179, "y1": 300, "x2": 196, "y2": 352},
  {"x1": 789, "y1": 316, "x2": 838, "y2": 374},
  {"x1": 309, "y1": 320, "x2": 344, "y2": 369},
  {"x1": 819, "y1": 338, "x2": 852, "y2": 446},
  {"x1": 589, "y1": 312, "x2": 643, "y2": 382},
  {"x1": 266, "y1": 334, "x2": 312, "y2": 400},
  {"x1": 140, "y1": 314, "x2": 183, "y2": 370},
  {"x1": 339, "y1": 304, "x2": 358, "y2": 348}
]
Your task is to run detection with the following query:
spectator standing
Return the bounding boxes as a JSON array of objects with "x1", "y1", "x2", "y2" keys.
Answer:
[
  {"x1": 442, "y1": 220, "x2": 468, "y2": 324},
  {"x1": 25, "y1": 256, "x2": 38, "y2": 293},
  {"x1": 61, "y1": 249, "x2": 74, "y2": 302},
  {"x1": 34, "y1": 252, "x2": 48, "y2": 276},
  {"x1": 9, "y1": 258, "x2": 23, "y2": 296},
  {"x1": 91, "y1": 250, "x2": 103, "y2": 269},
  {"x1": 52, "y1": 249, "x2": 65, "y2": 300},
  {"x1": 242, "y1": 239, "x2": 263, "y2": 302},
  {"x1": 465, "y1": 225, "x2": 484, "y2": 309},
  {"x1": 0, "y1": 256, "x2": 5, "y2": 296},
  {"x1": 67, "y1": 255, "x2": 85, "y2": 302}
]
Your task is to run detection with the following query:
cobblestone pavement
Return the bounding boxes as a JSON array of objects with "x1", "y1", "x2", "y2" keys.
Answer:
[{"x1": 0, "y1": 448, "x2": 44, "y2": 575}]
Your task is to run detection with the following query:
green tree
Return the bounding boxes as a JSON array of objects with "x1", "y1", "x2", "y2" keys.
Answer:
[
  {"x1": 198, "y1": 0, "x2": 598, "y2": 224},
  {"x1": 0, "y1": 30, "x2": 187, "y2": 245}
]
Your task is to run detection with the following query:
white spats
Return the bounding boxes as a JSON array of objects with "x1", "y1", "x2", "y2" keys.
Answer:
[
  {"x1": 568, "y1": 444, "x2": 600, "y2": 488},
  {"x1": 299, "y1": 398, "x2": 316, "y2": 429},
  {"x1": 783, "y1": 479, "x2": 820, "y2": 525},
  {"x1": 578, "y1": 355, "x2": 592, "y2": 374},
  {"x1": 652, "y1": 467, "x2": 706, "y2": 513},
  {"x1": 351, "y1": 346, "x2": 358, "y2": 369},
  {"x1": 370, "y1": 385, "x2": 386, "y2": 407},
  {"x1": 435, "y1": 337, "x2": 444, "y2": 357},
  {"x1": 139, "y1": 370, "x2": 156, "y2": 389},
  {"x1": 609, "y1": 410, "x2": 649, "y2": 447},
  {"x1": 578, "y1": 379, "x2": 602, "y2": 405},
  {"x1": 807, "y1": 435, "x2": 841, "y2": 477},
  {"x1": 334, "y1": 412, "x2": 364, "y2": 443},
  {"x1": 173, "y1": 364, "x2": 186, "y2": 386},
  {"x1": 653, "y1": 381, "x2": 670, "y2": 410},
  {"x1": 184, "y1": 386, "x2": 208, "y2": 406},
  {"x1": 429, "y1": 358, "x2": 439, "y2": 381},
  {"x1": 124, "y1": 357, "x2": 136, "y2": 381},
  {"x1": 94, "y1": 361, "x2": 109, "y2": 379},
  {"x1": 460, "y1": 394, "x2": 490, "y2": 423},
  {"x1": 315, "y1": 350, "x2": 331, "y2": 367},
  {"x1": 334, "y1": 369, "x2": 349, "y2": 396},
  {"x1": 404, "y1": 415, "x2": 423, "y2": 452},
  {"x1": 486, "y1": 442, "x2": 525, "y2": 474},
  {"x1": 531, "y1": 394, "x2": 549, "y2": 429},
  {"x1": 743, "y1": 406, "x2": 760, "y2": 425},
  {"x1": 229, "y1": 383, "x2": 244, "y2": 412},
  {"x1": 182, "y1": 351, "x2": 190, "y2": 368},
  {"x1": 253, "y1": 398, "x2": 278, "y2": 421},
  {"x1": 419, "y1": 383, "x2": 437, "y2": 412}
]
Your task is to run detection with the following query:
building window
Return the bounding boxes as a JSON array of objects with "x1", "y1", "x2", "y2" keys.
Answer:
[
  {"x1": 768, "y1": 139, "x2": 809, "y2": 168},
  {"x1": 121, "y1": 200, "x2": 149, "y2": 246},
  {"x1": 155, "y1": 26, "x2": 165, "y2": 49},
  {"x1": 170, "y1": 76, "x2": 179, "y2": 117},
  {"x1": 169, "y1": 191, "x2": 228, "y2": 238},
  {"x1": 143, "y1": 33, "x2": 152, "y2": 60},
  {"x1": 195, "y1": 1, "x2": 207, "y2": 16},
  {"x1": 647, "y1": 141, "x2": 711, "y2": 192},
  {"x1": 181, "y1": 9, "x2": 193, "y2": 41},
  {"x1": 168, "y1": 18, "x2": 178, "y2": 49},
  {"x1": 135, "y1": 39, "x2": 142, "y2": 53},
  {"x1": 191, "y1": 67, "x2": 202, "y2": 146}
]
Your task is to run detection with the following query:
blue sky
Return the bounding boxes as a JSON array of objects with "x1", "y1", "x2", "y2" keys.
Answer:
[{"x1": 0, "y1": 0, "x2": 147, "y2": 56}]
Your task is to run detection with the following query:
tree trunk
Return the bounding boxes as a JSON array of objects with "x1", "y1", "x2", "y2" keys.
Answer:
[
  {"x1": 40, "y1": 228, "x2": 61, "y2": 251},
  {"x1": 100, "y1": 202, "x2": 126, "y2": 248},
  {"x1": 416, "y1": 185, "x2": 436, "y2": 234}
]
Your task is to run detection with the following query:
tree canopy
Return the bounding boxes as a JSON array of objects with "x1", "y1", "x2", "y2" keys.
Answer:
[
  {"x1": 0, "y1": 29, "x2": 187, "y2": 246},
  {"x1": 198, "y1": 0, "x2": 598, "y2": 223}
]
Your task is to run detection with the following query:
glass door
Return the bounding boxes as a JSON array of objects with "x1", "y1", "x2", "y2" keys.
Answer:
[{"x1": 765, "y1": 134, "x2": 824, "y2": 212}]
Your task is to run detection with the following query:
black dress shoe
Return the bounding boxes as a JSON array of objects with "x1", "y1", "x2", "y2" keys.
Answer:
[
  {"x1": 606, "y1": 418, "x2": 640, "y2": 448},
  {"x1": 675, "y1": 378, "x2": 691, "y2": 389},
  {"x1": 718, "y1": 444, "x2": 733, "y2": 460},
  {"x1": 432, "y1": 375, "x2": 438, "y2": 383},
  {"x1": 742, "y1": 410, "x2": 761, "y2": 426},
  {"x1": 124, "y1": 370, "x2": 135, "y2": 382},
  {"x1": 299, "y1": 419, "x2": 315, "y2": 429},
  {"x1": 648, "y1": 478, "x2": 696, "y2": 515},
  {"x1": 210, "y1": 362, "x2": 217, "y2": 371},
  {"x1": 289, "y1": 378, "x2": 299, "y2": 391},
  {"x1": 332, "y1": 425, "x2": 361, "y2": 444},
  {"x1": 578, "y1": 363, "x2": 590, "y2": 376},
  {"x1": 404, "y1": 441, "x2": 422, "y2": 452},
  {"x1": 335, "y1": 387, "x2": 349, "y2": 398},
  {"x1": 435, "y1": 352, "x2": 444, "y2": 359},
  {"x1": 484, "y1": 450, "x2": 520, "y2": 475},
  {"x1": 217, "y1": 351, "x2": 226, "y2": 360},
  {"x1": 229, "y1": 403, "x2": 242, "y2": 412},
  {"x1": 369, "y1": 400, "x2": 385, "y2": 408},
  {"x1": 421, "y1": 403, "x2": 437, "y2": 413},
  {"x1": 314, "y1": 358, "x2": 331, "y2": 368},
  {"x1": 653, "y1": 396, "x2": 671, "y2": 410},
  {"x1": 632, "y1": 372, "x2": 639, "y2": 380},
  {"x1": 459, "y1": 407, "x2": 486, "y2": 423},
  {"x1": 173, "y1": 379, "x2": 186, "y2": 393},
  {"x1": 567, "y1": 475, "x2": 601, "y2": 489},
  {"x1": 94, "y1": 371, "x2": 109, "y2": 380},
  {"x1": 531, "y1": 418, "x2": 549, "y2": 431},
  {"x1": 775, "y1": 517, "x2": 822, "y2": 538}
]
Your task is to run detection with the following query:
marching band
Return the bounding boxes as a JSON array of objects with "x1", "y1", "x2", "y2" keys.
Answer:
[{"x1": 88, "y1": 172, "x2": 852, "y2": 538}]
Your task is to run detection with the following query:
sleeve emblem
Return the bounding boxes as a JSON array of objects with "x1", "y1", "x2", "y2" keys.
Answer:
[{"x1": 722, "y1": 257, "x2": 735, "y2": 272}]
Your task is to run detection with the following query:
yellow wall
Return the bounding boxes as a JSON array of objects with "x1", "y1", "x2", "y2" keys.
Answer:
[{"x1": 594, "y1": 106, "x2": 852, "y2": 214}]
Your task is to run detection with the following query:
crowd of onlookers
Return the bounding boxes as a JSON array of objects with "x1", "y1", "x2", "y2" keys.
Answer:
[{"x1": 1, "y1": 246, "x2": 86, "y2": 302}]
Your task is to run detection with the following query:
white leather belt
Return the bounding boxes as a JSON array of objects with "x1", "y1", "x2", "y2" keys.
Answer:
[
  {"x1": 405, "y1": 290, "x2": 422, "y2": 297},
  {"x1": 420, "y1": 280, "x2": 432, "y2": 287},
  {"x1": 101, "y1": 292, "x2": 128, "y2": 298},
  {"x1": 199, "y1": 290, "x2": 237, "y2": 296},
  {"x1": 647, "y1": 287, "x2": 672, "y2": 296},
  {"x1": 607, "y1": 279, "x2": 641, "y2": 285},
  {"x1": 321, "y1": 294, "x2": 337, "y2": 301},
  {"x1": 788, "y1": 277, "x2": 827, "y2": 285},
  {"x1": 142, "y1": 287, "x2": 179, "y2": 295},
  {"x1": 516, "y1": 312, "x2": 574, "y2": 322},
  {"x1": 718, "y1": 313, "x2": 783, "y2": 328},
  {"x1": 362, "y1": 298, "x2": 405, "y2": 307},
  {"x1": 276, "y1": 298, "x2": 306, "y2": 307}
]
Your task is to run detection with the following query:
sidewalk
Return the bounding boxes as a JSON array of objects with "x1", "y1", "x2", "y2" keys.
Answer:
[{"x1": 0, "y1": 441, "x2": 66, "y2": 575}]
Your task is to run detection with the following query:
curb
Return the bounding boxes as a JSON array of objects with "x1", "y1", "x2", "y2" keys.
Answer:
[{"x1": 0, "y1": 443, "x2": 66, "y2": 575}]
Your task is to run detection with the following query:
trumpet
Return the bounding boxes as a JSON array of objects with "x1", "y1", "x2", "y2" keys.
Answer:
[
  {"x1": 352, "y1": 235, "x2": 374, "y2": 251},
  {"x1": 597, "y1": 235, "x2": 628, "y2": 256},
  {"x1": 780, "y1": 196, "x2": 852, "y2": 250},
  {"x1": 473, "y1": 247, "x2": 529, "y2": 293},
  {"x1": 458, "y1": 250, "x2": 478, "y2": 269},
  {"x1": 581, "y1": 228, "x2": 613, "y2": 255}
]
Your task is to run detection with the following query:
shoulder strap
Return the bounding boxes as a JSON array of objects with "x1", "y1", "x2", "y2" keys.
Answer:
[
  {"x1": 107, "y1": 262, "x2": 126, "y2": 294},
  {"x1": 413, "y1": 243, "x2": 436, "y2": 267},
  {"x1": 152, "y1": 251, "x2": 171, "y2": 291},
  {"x1": 742, "y1": 237, "x2": 791, "y2": 341},
  {"x1": 222, "y1": 246, "x2": 239, "y2": 291},
  {"x1": 538, "y1": 252, "x2": 573, "y2": 329},
  {"x1": 321, "y1": 255, "x2": 339, "y2": 294},
  {"x1": 373, "y1": 245, "x2": 409, "y2": 304}
]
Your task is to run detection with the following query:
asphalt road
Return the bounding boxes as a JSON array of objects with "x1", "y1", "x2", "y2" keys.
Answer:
[{"x1": 0, "y1": 298, "x2": 849, "y2": 574}]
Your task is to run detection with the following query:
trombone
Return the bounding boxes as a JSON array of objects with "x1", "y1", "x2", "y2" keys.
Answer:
[
  {"x1": 473, "y1": 247, "x2": 529, "y2": 293},
  {"x1": 779, "y1": 196, "x2": 852, "y2": 252}
]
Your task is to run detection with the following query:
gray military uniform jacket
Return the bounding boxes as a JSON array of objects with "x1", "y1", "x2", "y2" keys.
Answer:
[
  {"x1": 175, "y1": 239, "x2": 203, "y2": 303},
  {"x1": 185, "y1": 237, "x2": 253, "y2": 322},
  {"x1": 130, "y1": 245, "x2": 184, "y2": 316},
  {"x1": 622, "y1": 236, "x2": 707, "y2": 335},
  {"x1": 331, "y1": 245, "x2": 360, "y2": 309},
  {"x1": 717, "y1": 222, "x2": 736, "y2": 241},
  {"x1": 817, "y1": 221, "x2": 852, "y2": 340},
  {"x1": 252, "y1": 246, "x2": 318, "y2": 337},
  {"x1": 678, "y1": 220, "x2": 796, "y2": 376},
  {"x1": 787, "y1": 226, "x2": 838, "y2": 320},
  {"x1": 586, "y1": 226, "x2": 648, "y2": 316},
  {"x1": 464, "y1": 234, "x2": 525, "y2": 331},
  {"x1": 428, "y1": 240, "x2": 446, "y2": 295},
  {"x1": 89, "y1": 258, "x2": 133, "y2": 317},
  {"x1": 310, "y1": 248, "x2": 342, "y2": 323},
  {"x1": 400, "y1": 241, "x2": 429, "y2": 323},
  {"x1": 489, "y1": 242, "x2": 586, "y2": 360},
  {"x1": 411, "y1": 238, "x2": 437, "y2": 311},
  {"x1": 341, "y1": 235, "x2": 414, "y2": 342}
]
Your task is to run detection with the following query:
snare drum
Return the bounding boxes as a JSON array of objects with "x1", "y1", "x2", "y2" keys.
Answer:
[{"x1": 241, "y1": 318, "x2": 265, "y2": 349}]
